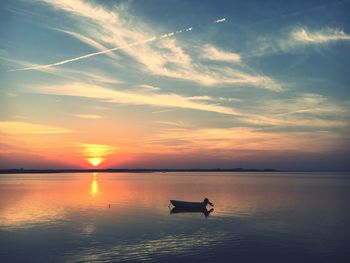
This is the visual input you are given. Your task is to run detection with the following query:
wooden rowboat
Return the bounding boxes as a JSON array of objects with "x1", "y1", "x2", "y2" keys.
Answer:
[{"x1": 170, "y1": 198, "x2": 214, "y2": 209}]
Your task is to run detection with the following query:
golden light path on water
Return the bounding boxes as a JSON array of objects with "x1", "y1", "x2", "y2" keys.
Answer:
[{"x1": 91, "y1": 173, "x2": 99, "y2": 197}]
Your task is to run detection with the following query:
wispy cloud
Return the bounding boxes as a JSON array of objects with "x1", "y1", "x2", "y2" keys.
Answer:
[
  {"x1": 155, "y1": 121, "x2": 191, "y2": 127},
  {"x1": 32, "y1": 84, "x2": 341, "y2": 129},
  {"x1": 8, "y1": 34, "x2": 158, "y2": 72},
  {"x1": 201, "y1": 44, "x2": 241, "y2": 63},
  {"x1": 151, "y1": 109, "x2": 177, "y2": 114},
  {"x1": 9, "y1": 1, "x2": 196, "y2": 72},
  {"x1": 238, "y1": 93, "x2": 347, "y2": 129},
  {"x1": 74, "y1": 71, "x2": 122, "y2": 84},
  {"x1": 14, "y1": 0, "x2": 279, "y2": 90},
  {"x1": 2, "y1": 55, "x2": 121, "y2": 84},
  {"x1": 242, "y1": 114, "x2": 346, "y2": 129},
  {"x1": 1, "y1": 55, "x2": 57, "y2": 74},
  {"x1": 73, "y1": 114, "x2": 103, "y2": 119},
  {"x1": 0, "y1": 121, "x2": 72, "y2": 134},
  {"x1": 137, "y1": 84, "x2": 161, "y2": 91},
  {"x1": 146, "y1": 126, "x2": 340, "y2": 154},
  {"x1": 33, "y1": 83, "x2": 242, "y2": 116},
  {"x1": 250, "y1": 27, "x2": 350, "y2": 57},
  {"x1": 213, "y1": 68, "x2": 282, "y2": 91},
  {"x1": 55, "y1": 28, "x2": 119, "y2": 60},
  {"x1": 272, "y1": 93, "x2": 345, "y2": 116},
  {"x1": 292, "y1": 28, "x2": 350, "y2": 43}
]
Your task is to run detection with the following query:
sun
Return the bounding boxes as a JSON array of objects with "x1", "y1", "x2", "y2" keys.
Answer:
[
  {"x1": 80, "y1": 143, "x2": 115, "y2": 167},
  {"x1": 88, "y1": 157, "x2": 103, "y2": 167}
]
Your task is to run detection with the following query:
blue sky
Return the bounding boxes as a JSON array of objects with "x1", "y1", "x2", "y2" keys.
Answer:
[{"x1": 0, "y1": 0, "x2": 350, "y2": 169}]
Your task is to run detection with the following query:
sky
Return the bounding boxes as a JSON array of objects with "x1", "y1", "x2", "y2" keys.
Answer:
[{"x1": 0, "y1": 0, "x2": 349, "y2": 170}]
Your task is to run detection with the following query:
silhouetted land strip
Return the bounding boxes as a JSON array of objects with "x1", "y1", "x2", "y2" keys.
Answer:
[{"x1": 0, "y1": 168, "x2": 278, "y2": 174}]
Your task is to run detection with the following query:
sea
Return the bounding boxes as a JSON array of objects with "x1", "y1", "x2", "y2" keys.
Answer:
[{"x1": 0, "y1": 172, "x2": 349, "y2": 262}]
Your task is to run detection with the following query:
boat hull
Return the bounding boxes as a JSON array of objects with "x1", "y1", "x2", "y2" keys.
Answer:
[{"x1": 170, "y1": 200, "x2": 206, "y2": 208}]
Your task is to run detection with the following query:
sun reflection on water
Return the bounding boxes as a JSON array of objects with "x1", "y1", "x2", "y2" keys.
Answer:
[{"x1": 90, "y1": 173, "x2": 99, "y2": 198}]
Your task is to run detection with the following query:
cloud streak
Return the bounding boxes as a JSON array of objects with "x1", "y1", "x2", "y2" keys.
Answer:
[
  {"x1": 0, "y1": 121, "x2": 72, "y2": 134},
  {"x1": 146, "y1": 126, "x2": 341, "y2": 154},
  {"x1": 1, "y1": 55, "x2": 121, "y2": 84},
  {"x1": 8, "y1": 14, "x2": 225, "y2": 72},
  {"x1": 250, "y1": 27, "x2": 350, "y2": 57},
  {"x1": 237, "y1": 93, "x2": 347, "y2": 129},
  {"x1": 137, "y1": 84, "x2": 161, "y2": 91},
  {"x1": 201, "y1": 44, "x2": 241, "y2": 63},
  {"x1": 33, "y1": 83, "x2": 242, "y2": 116},
  {"x1": 292, "y1": 28, "x2": 350, "y2": 43},
  {"x1": 73, "y1": 114, "x2": 103, "y2": 119},
  {"x1": 9, "y1": 0, "x2": 280, "y2": 91},
  {"x1": 8, "y1": 35, "x2": 158, "y2": 72},
  {"x1": 55, "y1": 28, "x2": 119, "y2": 60}
]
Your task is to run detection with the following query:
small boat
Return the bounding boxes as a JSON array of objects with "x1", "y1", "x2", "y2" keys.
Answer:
[{"x1": 170, "y1": 198, "x2": 214, "y2": 209}]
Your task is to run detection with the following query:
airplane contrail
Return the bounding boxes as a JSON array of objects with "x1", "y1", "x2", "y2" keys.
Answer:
[
  {"x1": 8, "y1": 37, "x2": 156, "y2": 72},
  {"x1": 8, "y1": 18, "x2": 227, "y2": 72}
]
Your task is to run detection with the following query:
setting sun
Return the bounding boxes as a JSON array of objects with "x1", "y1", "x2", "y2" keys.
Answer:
[
  {"x1": 79, "y1": 143, "x2": 116, "y2": 167},
  {"x1": 88, "y1": 157, "x2": 103, "y2": 167}
]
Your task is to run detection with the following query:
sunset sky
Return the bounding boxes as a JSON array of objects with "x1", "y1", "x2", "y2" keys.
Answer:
[{"x1": 0, "y1": 0, "x2": 349, "y2": 170}]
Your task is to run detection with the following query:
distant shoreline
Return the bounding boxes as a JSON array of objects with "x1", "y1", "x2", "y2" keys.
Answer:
[
  {"x1": 0, "y1": 168, "x2": 348, "y2": 174},
  {"x1": 0, "y1": 168, "x2": 280, "y2": 174}
]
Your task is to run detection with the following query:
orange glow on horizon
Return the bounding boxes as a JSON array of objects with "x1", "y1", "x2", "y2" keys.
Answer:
[{"x1": 79, "y1": 143, "x2": 116, "y2": 167}]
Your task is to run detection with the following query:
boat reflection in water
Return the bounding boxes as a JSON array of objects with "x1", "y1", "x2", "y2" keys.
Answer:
[{"x1": 170, "y1": 207, "x2": 214, "y2": 217}]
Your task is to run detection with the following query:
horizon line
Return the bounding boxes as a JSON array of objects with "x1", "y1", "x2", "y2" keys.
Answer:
[{"x1": 1, "y1": 168, "x2": 349, "y2": 174}]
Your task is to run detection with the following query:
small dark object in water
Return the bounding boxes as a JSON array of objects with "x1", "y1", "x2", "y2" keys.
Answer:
[{"x1": 170, "y1": 198, "x2": 214, "y2": 208}]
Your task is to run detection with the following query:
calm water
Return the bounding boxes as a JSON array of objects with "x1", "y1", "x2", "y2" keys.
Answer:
[{"x1": 0, "y1": 172, "x2": 349, "y2": 262}]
